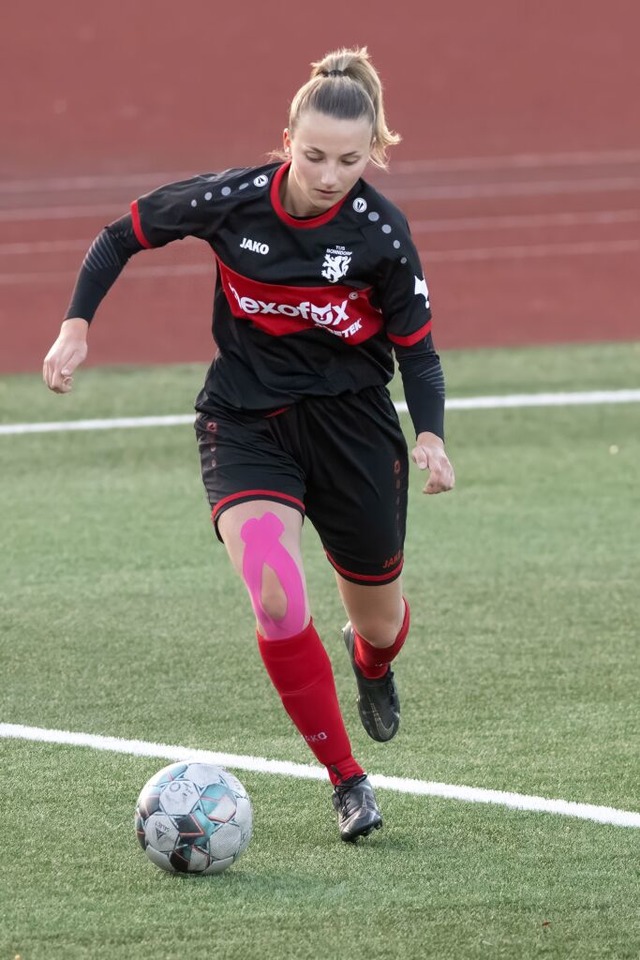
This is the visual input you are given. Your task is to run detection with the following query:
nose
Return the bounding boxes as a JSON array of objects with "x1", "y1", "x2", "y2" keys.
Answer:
[{"x1": 320, "y1": 163, "x2": 339, "y2": 187}]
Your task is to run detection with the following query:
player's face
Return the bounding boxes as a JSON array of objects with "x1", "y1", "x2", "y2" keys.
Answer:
[{"x1": 283, "y1": 110, "x2": 372, "y2": 216}]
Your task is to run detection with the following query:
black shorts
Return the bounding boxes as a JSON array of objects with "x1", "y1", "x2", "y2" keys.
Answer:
[{"x1": 194, "y1": 386, "x2": 408, "y2": 584}]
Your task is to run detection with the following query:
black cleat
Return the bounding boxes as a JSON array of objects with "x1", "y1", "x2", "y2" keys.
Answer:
[
  {"x1": 332, "y1": 774, "x2": 383, "y2": 842},
  {"x1": 343, "y1": 623, "x2": 400, "y2": 742}
]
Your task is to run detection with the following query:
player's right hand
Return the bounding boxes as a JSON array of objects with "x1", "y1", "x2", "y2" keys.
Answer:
[{"x1": 43, "y1": 318, "x2": 89, "y2": 393}]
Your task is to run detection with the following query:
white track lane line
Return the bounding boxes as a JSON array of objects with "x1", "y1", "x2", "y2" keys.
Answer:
[
  {"x1": 0, "y1": 204, "x2": 124, "y2": 222},
  {"x1": 410, "y1": 209, "x2": 640, "y2": 233},
  {"x1": 385, "y1": 177, "x2": 640, "y2": 202},
  {"x1": 1, "y1": 148, "x2": 639, "y2": 193},
  {"x1": 3, "y1": 210, "x2": 639, "y2": 255},
  {"x1": 2, "y1": 177, "x2": 639, "y2": 224},
  {"x1": 391, "y1": 148, "x2": 640, "y2": 174},
  {"x1": 1, "y1": 237, "x2": 639, "y2": 287},
  {"x1": 423, "y1": 239, "x2": 640, "y2": 262},
  {"x1": 1, "y1": 723, "x2": 638, "y2": 828}
]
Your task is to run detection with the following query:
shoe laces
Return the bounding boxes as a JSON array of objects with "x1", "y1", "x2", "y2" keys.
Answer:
[{"x1": 334, "y1": 773, "x2": 368, "y2": 798}]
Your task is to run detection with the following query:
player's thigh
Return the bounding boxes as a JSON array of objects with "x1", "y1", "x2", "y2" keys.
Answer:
[
  {"x1": 195, "y1": 412, "x2": 309, "y2": 631},
  {"x1": 194, "y1": 411, "x2": 305, "y2": 530},
  {"x1": 217, "y1": 499, "x2": 304, "y2": 578}
]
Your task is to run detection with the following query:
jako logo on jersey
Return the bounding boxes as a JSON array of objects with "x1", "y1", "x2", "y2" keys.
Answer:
[
  {"x1": 240, "y1": 237, "x2": 270, "y2": 255},
  {"x1": 353, "y1": 197, "x2": 367, "y2": 213},
  {"x1": 321, "y1": 245, "x2": 353, "y2": 283}
]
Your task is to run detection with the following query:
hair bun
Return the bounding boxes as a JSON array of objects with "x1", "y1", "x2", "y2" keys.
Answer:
[{"x1": 286, "y1": 46, "x2": 401, "y2": 169}]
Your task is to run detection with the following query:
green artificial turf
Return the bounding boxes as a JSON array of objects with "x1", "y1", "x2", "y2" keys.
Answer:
[{"x1": 1, "y1": 342, "x2": 638, "y2": 959}]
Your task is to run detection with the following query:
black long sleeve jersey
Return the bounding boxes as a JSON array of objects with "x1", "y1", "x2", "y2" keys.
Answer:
[{"x1": 67, "y1": 161, "x2": 446, "y2": 437}]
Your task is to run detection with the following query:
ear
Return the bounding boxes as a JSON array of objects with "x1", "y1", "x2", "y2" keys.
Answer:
[{"x1": 283, "y1": 128, "x2": 292, "y2": 155}]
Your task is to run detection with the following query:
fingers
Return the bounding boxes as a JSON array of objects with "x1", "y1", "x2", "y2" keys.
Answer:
[
  {"x1": 411, "y1": 444, "x2": 455, "y2": 495},
  {"x1": 43, "y1": 319, "x2": 89, "y2": 393},
  {"x1": 412, "y1": 446, "x2": 430, "y2": 471},
  {"x1": 43, "y1": 360, "x2": 72, "y2": 393},
  {"x1": 424, "y1": 460, "x2": 455, "y2": 494},
  {"x1": 43, "y1": 351, "x2": 71, "y2": 393},
  {"x1": 43, "y1": 341, "x2": 87, "y2": 393}
]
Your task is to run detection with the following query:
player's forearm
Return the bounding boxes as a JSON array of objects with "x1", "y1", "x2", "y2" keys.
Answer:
[
  {"x1": 395, "y1": 337, "x2": 446, "y2": 440},
  {"x1": 64, "y1": 215, "x2": 144, "y2": 322}
]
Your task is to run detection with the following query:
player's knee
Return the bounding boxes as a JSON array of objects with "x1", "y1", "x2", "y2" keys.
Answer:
[
  {"x1": 258, "y1": 568, "x2": 288, "y2": 622},
  {"x1": 352, "y1": 607, "x2": 406, "y2": 648},
  {"x1": 356, "y1": 623, "x2": 396, "y2": 648},
  {"x1": 239, "y1": 510, "x2": 308, "y2": 639}
]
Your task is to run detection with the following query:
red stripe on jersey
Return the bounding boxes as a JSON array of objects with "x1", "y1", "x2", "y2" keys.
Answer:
[
  {"x1": 130, "y1": 200, "x2": 153, "y2": 249},
  {"x1": 387, "y1": 320, "x2": 432, "y2": 347},
  {"x1": 216, "y1": 256, "x2": 384, "y2": 345},
  {"x1": 270, "y1": 162, "x2": 350, "y2": 229},
  {"x1": 212, "y1": 490, "x2": 306, "y2": 520},
  {"x1": 325, "y1": 550, "x2": 404, "y2": 583}
]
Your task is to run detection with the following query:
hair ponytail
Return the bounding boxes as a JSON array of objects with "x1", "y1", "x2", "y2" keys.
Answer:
[{"x1": 287, "y1": 47, "x2": 401, "y2": 169}]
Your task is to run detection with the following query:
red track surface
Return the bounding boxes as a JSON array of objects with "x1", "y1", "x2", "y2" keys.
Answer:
[{"x1": 2, "y1": 0, "x2": 639, "y2": 372}]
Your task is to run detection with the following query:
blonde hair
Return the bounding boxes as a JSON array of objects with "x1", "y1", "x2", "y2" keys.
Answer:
[{"x1": 287, "y1": 47, "x2": 401, "y2": 169}]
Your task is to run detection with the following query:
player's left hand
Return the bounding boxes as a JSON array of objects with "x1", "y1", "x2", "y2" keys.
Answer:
[{"x1": 411, "y1": 432, "x2": 455, "y2": 494}]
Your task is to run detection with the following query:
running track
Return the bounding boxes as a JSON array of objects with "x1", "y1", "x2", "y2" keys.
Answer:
[{"x1": 2, "y1": 1, "x2": 639, "y2": 372}]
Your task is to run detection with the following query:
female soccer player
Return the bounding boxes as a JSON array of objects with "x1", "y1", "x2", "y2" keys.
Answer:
[{"x1": 43, "y1": 47, "x2": 455, "y2": 842}]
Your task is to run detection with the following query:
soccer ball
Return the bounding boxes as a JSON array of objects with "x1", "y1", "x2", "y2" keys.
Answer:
[{"x1": 135, "y1": 761, "x2": 252, "y2": 875}]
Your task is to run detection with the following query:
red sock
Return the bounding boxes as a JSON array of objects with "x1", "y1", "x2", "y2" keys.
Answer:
[
  {"x1": 257, "y1": 619, "x2": 363, "y2": 786},
  {"x1": 354, "y1": 598, "x2": 410, "y2": 679}
]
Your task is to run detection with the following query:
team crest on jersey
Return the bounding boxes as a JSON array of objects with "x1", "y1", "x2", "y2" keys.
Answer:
[{"x1": 321, "y1": 245, "x2": 353, "y2": 283}]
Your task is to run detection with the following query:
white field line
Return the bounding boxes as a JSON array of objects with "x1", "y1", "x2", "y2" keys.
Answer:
[
  {"x1": 0, "y1": 414, "x2": 196, "y2": 436},
  {"x1": 1, "y1": 148, "x2": 639, "y2": 194},
  {"x1": 1, "y1": 391, "x2": 640, "y2": 437},
  {"x1": 1, "y1": 722, "x2": 638, "y2": 829},
  {"x1": 2, "y1": 237, "x2": 639, "y2": 287}
]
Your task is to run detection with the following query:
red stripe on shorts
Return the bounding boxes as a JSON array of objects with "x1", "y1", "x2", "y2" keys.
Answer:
[
  {"x1": 212, "y1": 489, "x2": 306, "y2": 522},
  {"x1": 325, "y1": 550, "x2": 404, "y2": 583}
]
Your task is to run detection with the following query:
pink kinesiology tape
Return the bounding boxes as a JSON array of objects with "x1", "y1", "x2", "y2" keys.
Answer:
[{"x1": 240, "y1": 512, "x2": 307, "y2": 639}]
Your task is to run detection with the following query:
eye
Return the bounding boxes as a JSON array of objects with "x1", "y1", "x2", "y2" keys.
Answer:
[
  {"x1": 305, "y1": 154, "x2": 323, "y2": 163},
  {"x1": 342, "y1": 159, "x2": 358, "y2": 166}
]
